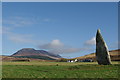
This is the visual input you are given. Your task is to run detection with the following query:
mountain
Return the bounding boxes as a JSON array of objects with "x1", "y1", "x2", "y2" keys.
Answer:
[
  {"x1": 73, "y1": 49, "x2": 120, "y2": 61},
  {"x1": 11, "y1": 48, "x2": 61, "y2": 60}
]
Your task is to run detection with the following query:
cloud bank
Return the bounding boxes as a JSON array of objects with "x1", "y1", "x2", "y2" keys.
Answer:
[
  {"x1": 39, "y1": 39, "x2": 92, "y2": 54},
  {"x1": 2, "y1": 27, "x2": 37, "y2": 44},
  {"x1": 2, "y1": 16, "x2": 43, "y2": 44}
]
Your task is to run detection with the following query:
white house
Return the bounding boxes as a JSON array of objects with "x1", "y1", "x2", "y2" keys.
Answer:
[{"x1": 67, "y1": 59, "x2": 78, "y2": 62}]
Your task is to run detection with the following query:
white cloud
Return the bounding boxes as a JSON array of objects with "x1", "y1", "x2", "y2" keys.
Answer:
[
  {"x1": 4, "y1": 30, "x2": 35, "y2": 44},
  {"x1": 84, "y1": 37, "x2": 96, "y2": 46},
  {"x1": 9, "y1": 34, "x2": 42, "y2": 45},
  {"x1": 2, "y1": 27, "x2": 12, "y2": 34},
  {"x1": 3, "y1": 16, "x2": 35, "y2": 28},
  {"x1": 0, "y1": 27, "x2": 2, "y2": 35},
  {"x1": 39, "y1": 39, "x2": 91, "y2": 54},
  {"x1": 40, "y1": 39, "x2": 64, "y2": 49},
  {"x1": 2, "y1": 26, "x2": 41, "y2": 44},
  {"x1": 2, "y1": 16, "x2": 41, "y2": 44},
  {"x1": 49, "y1": 48, "x2": 88, "y2": 54},
  {"x1": 8, "y1": 33, "x2": 35, "y2": 44},
  {"x1": 0, "y1": 19, "x2": 2, "y2": 35},
  {"x1": 2, "y1": 16, "x2": 53, "y2": 45}
]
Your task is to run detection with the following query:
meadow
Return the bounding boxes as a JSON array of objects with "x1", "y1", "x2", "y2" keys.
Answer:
[{"x1": 2, "y1": 61, "x2": 119, "y2": 79}]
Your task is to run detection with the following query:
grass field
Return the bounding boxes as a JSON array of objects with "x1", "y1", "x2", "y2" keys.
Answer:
[{"x1": 2, "y1": 61, "x2": 119, "y2": 79}]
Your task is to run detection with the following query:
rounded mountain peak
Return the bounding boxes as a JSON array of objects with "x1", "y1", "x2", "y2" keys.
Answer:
[{"x1": 21, "y1": 48, "x2": 35, "y2": 50}]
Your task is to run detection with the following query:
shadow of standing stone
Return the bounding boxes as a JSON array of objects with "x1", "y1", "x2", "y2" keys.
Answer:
[{"x1": 96, "y1": 29, "x2": 111, "y2": 65}]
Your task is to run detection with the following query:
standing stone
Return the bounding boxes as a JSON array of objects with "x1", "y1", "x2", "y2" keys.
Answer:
[{"x1": 96, "y1": 29, "x2": 111, "y2": 65}]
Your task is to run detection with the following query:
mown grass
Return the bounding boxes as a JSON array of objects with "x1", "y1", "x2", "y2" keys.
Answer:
[{"x1": 2, "y1": 61, "x2": 119, "y2": 78}]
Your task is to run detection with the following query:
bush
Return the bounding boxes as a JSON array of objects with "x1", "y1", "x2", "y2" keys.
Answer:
[{"x1": 59, "y1": 58, "x2": 67, "y2": 62}]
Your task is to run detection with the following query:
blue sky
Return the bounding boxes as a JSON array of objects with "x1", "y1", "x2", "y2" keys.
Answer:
[{"x1": 2, "y1": 2, "x2": 118, "y2": 58}]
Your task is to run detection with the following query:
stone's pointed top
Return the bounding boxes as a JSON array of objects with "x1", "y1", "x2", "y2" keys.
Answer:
[
  {"x1": 97, "y1": 29, "x2": 101, "y2": 33},
  {"x1": 96, "y1": 29, "x2": 102, "y2": 39}
]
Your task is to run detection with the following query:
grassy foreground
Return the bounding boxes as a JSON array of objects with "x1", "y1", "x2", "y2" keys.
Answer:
[{"x1": 2, "y1": 61, "x2": 119, "y2": 78}]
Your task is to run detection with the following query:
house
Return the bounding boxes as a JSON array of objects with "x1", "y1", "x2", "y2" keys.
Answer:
[{"x1": 67, "y1": 59, "x2": 78, "y2": 62}]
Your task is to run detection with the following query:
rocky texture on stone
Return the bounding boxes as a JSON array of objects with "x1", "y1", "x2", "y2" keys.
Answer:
[{"x1": 96, "y1": 29, "x2": 111, "y2": 65}]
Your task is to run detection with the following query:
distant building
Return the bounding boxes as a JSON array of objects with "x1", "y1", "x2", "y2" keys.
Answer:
[
  {"x1": 67, "y1": 59, "x2": 78, "y2": 62},
  {"x1": 80, "y1": 59, "x2": 93, "y2": 62}
]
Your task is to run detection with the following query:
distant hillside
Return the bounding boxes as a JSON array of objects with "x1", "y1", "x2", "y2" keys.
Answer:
[
  {"x1": 2, "y1": 55, "x2": 57, "y2": 62},
  {"x1": 2, "y1": 49, "x2": 119, "y2": 62},
  {"x1": 73, "y1": 49, "x2": 120, "y2": 61},
  {"x1": 10, "y1": 48, "x2": 61, "y2": 60}
]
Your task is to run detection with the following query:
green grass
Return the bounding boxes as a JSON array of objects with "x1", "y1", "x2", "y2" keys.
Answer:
[{"x1": 2, "y1": 62, "x2": 119, "y2": 78}]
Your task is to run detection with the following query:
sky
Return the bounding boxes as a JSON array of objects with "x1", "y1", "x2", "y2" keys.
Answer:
[{"x1": 2, "y1": 2, "x2": 118, "y2": 58}]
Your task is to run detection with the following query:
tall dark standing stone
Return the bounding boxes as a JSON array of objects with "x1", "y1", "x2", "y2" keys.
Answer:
[{"x1": 96, "y1": 29, "x2": 111, "y2": 65}]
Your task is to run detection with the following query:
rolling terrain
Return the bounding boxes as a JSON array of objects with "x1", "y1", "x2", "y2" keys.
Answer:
[
  {"x1": 2, "y1": 49, "x2": 120, "y2": 62},
  {"x1": 73, "y1": 49, "x2": 120, "y2": 61}
]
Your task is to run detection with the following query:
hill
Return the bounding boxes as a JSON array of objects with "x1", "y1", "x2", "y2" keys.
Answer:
[
  {"x1": 2, "y1": 48, "x2": 61, "y2": 61},
  {"x1": 73, "y1": 49, "x2": 120, "y2": 61},
  {"x1": 12, "y1": 48, "x2": 61, "y2": 58}
]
